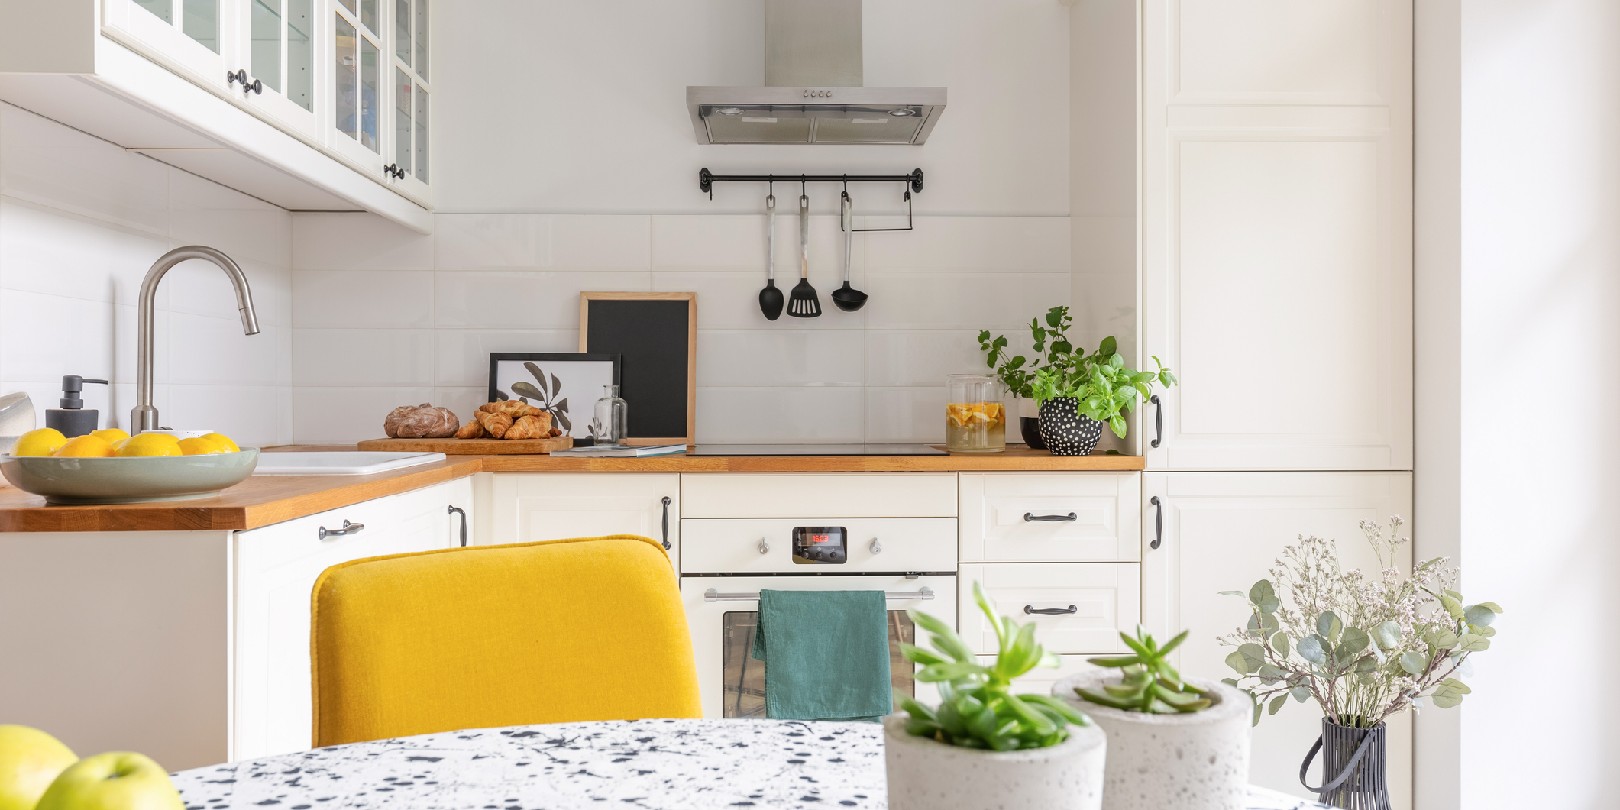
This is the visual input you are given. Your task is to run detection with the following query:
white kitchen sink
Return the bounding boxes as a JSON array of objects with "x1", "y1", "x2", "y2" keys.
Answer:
[{"x1": 251, "y1": 451, "x2": 446, "y2": 476}]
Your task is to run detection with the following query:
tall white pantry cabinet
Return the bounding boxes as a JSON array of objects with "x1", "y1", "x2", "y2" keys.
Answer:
[{"x1": 1136, "y1": 1, "x2": 1414, "y2": 807}]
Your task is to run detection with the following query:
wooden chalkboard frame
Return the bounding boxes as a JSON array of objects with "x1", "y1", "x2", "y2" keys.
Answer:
[{"x1": 578, "y1": 292, "x2": 697, "y2": 446}]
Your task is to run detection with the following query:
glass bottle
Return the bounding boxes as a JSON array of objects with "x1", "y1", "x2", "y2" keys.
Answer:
[
  {"x1": 593, "y1": 385, "x2": 628, "y2": 446},
  {"x1": 945, "y1": 374, "x2": 1006, "y2": 453}
]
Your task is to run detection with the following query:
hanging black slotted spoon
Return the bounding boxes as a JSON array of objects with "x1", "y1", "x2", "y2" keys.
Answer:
[
  {"x1": 757, "y1": 190, "x2": 784, "y2": 320},
  {"x1": 831, "y1": 190, "x2": 868, "y2": 312},
  {"x1": 787, "y1": 192, "x2": 821, "y2": 317}
]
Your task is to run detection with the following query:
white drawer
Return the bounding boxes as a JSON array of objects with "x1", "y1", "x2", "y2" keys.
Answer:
[
  {"x1": 681, "y1": 474, "x2": 957, "y2": 518},
  {"x1": 959, "y1": 563, "x2": 1141, "y2": 655},
  {"x1": 960, "y1": 473, "x2": 1140, "y2": 563},
  {"x1": 680, "y1": 518, "x2": 957, "y2": 574}
]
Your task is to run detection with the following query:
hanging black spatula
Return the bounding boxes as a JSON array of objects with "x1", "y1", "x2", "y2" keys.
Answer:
[
  {"x1": 758, "y1": 191, "x2": 784, "y2": 320},
  {"x1": 787, "y1": 192, "x2": 821, "y2": 318}
]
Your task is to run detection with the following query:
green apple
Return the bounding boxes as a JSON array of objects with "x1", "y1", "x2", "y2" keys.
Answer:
[
  {"x1": 34, "y1": 752, "x2": 182, "y2": 810},
  {"x1": 0, "y1": 725, "x2": 77, "y2": 810}
]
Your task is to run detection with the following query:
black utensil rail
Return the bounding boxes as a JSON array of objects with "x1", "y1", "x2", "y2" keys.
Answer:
[{"x1": 698, "y1": 168, "x2": 925, "y2": 196}]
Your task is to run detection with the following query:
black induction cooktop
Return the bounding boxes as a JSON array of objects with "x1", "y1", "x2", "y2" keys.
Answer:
[{"x1": 686, "y1": 444, "x2": 948, "y2": 456}]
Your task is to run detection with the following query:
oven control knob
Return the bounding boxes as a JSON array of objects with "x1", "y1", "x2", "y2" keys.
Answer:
[
  {"x1": 827, "y1": 549, "x2": 845, "y2": 563},
  {"x1": 807, "y1": 548, "x2": 824, "y2": 561}
]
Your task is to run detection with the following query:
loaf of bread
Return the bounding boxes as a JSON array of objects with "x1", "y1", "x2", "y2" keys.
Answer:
[{"x1": 384, "y1": 404, "x2": 461, "y2": 438}]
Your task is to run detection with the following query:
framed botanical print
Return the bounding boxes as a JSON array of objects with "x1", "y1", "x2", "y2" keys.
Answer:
[{"x1": 488, "y1": 353, "x2": 621, "y2": 441}]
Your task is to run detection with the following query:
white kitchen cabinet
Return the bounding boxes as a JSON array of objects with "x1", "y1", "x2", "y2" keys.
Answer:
[
  {"x1": 0, "y1": 0, "x2": 431, "y2": 228},
  {"x1": 480, "y1": 473, "x2": 680, "y2": 564},
  {"x1": 960, "y1": 473, "x2": 1140, "y2": 563},
  {"x1": 232, "y1": 477, "x2": 470, "y2": 760},
  {"x1": 1141, "y1": 471, "x2": 1413, "y2": 809},
  {"x1": 958, "y1": 563, "x2": 1141, "y2": 656},
  {"x1": 1139, "y1": 0, "x2": 1413, "y2": 471}
]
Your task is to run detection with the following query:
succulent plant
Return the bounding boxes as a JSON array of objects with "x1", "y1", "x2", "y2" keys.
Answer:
[
  {"x1": 1074, "y1": 626, "x2": 1215, "y2": 714},
  {"x1": 898, "y1": 582, "x2": 1089, "y2": 751}
]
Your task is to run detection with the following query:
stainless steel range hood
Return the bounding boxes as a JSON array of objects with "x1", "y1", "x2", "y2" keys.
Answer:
[{"x1": 686, "y1": 0, "x2": 946, "y2": 145}]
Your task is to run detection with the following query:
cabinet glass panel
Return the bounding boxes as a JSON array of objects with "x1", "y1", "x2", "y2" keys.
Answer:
[
  {"x1": 719, "y1": 610, "x2": 913, "y2": 719},
  {"x1": 250, "y1": 0, "x2": 283, "y2": 94},
  {"x1": 134, "y1": 0, "x2": 174, "y2": 24},
  {"x1": 414, "y1": 84, "x2": 429, "y2": 182},
  {"x1": 286, "y1": 0, "x2": 314, "y2": 111},
  {"x1": 359, "y1": 37, "x2": 380, "y2": 152},
  {"x1": 360, "y1": 0, "x2": 377, "y2": 32},
  {"x1": 394, "y1": 0, "x2": 411, "y2": 63},
  {"x1": 394, "y1": 67, "x2": 412, "y2": 176},
  {"x1": 337, "y1": 0, "x2": 356, "y2": 13},
  {"x1": 334, "y1": 14, "x2": 358, "y2": 140},
  {"x1": 414, "y1": 0, "x2": 429, "y2": 79},
  {"x1": 182, "y1": 0, "x2": 221, "y2": 53}
]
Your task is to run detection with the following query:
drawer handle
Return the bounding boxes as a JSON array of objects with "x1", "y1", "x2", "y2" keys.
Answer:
[
  {"x1": 758, "y1": 538, "x2": 770, "y2": 555},
  {"x1": 1150, "y1": 496, "x2": 1163, "y2": 550},
  {"x1": 317, "y1": 520, "x2": 365, "y2": 540},
  {"x1": 1150, "y1": 395, "x2": 1163, "y2": 449},
  {"x1": 1023, "y1": 512, "x2": 1078, "y2": 523},
  {"x1": 1024, "y1": 604, "x2": 1079, "y2": 616},
  {"x1": 870, "y1": 538, "x2": 883, "y2": 554},
  {"x1": 448, "y1": 505, "x2": 468, "y2": 548},
  {"x1": 660, "y1": 496, "x2": 672, "y2": 550}
]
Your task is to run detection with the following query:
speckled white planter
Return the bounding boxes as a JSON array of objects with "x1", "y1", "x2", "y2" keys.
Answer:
[
  {"x1": 883, "y1": 713, "x2": 1107, "y2": 810},
  {"x1": 1054, "y1": 671, "x2": 1252, "y2": 810}
]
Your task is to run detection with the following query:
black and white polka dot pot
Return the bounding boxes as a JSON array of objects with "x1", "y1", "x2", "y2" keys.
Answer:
[{"x1": 1037, "y1": 397, "x2": 1105, "y2": 456}]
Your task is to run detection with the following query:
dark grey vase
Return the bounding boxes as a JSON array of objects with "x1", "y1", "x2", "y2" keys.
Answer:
[
  {"x1": 1301, "y1": 719, "x2": 1392, "y2": 810},
  {"x1": 1036, "y1": 398, "x2": 1104, "y2": 456},
  {"x1": 1019, "y1": 416, "x2": 1046, "y2": 449}
]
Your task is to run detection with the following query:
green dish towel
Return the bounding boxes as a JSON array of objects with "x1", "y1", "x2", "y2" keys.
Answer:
[{"x1": 751, "y1": 589, "x2": 892, "y2": 722}]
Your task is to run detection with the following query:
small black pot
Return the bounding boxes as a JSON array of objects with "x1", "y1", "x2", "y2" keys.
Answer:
[
  {"x1": 1037, "y1": 398, "x2": 1104, "y2": 456},
  {"x1": 1302, "y1": 719, "x2": 1392, "y2": 810},
  {"x1": 1019, "y1": 416, "x2": 1046, "y2": 450}
]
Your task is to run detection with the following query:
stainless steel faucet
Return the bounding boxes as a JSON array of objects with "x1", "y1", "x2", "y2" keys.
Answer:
[{"x1": 131, "y1": 246, "x2": 260, "y2": 434}]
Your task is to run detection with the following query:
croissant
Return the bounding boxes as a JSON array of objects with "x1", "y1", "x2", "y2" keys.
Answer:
[
  {"x1": 454, "y1": 418, "x2": 488, "y2": 439},
  {"x1": 479, "y1": 400, "x2": 540, "y2": 419},
  {"x1": 475, "y1": 410, "x2": 514, "y2": 439},
  {"x1": 506, "y1": 414, "x2": 548, "y2": 440}
]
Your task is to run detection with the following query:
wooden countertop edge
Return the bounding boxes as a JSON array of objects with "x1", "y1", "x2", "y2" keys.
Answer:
[{"x1": 0, "y1": 450, "x2": 1142, "y2": 533}]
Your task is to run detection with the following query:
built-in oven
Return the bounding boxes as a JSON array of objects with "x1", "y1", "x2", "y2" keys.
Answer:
[{"x1": 679, "y1": 516, "x2": 959, "y2": 719}]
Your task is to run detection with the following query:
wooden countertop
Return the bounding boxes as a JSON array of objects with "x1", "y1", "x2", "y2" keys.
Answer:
[
  {"x1": 0, "y1": 447, "x2": 1141, "y2": 533},
  {"x1": 0, "y1": 458, "x2": 483, "y2": 533}
]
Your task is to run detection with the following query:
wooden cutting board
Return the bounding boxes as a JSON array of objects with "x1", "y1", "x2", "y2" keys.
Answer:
[{"x1": 356, "y1": 436, "x2": 574, "y2": 455}]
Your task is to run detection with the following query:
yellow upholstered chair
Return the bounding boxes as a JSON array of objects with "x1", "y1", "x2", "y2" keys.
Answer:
[{"x1": 310, "y1": 534, "x2": 700, "y2": 747}]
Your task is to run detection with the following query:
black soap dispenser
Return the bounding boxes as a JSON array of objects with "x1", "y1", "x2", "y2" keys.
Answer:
[{"x1": 46, "y1": 375, "x2": 108, "y2": 437}]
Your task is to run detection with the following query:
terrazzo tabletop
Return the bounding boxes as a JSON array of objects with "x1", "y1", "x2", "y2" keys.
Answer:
[{"x1": 173, "y1": 718, "x2": 1332, "y2": 810}]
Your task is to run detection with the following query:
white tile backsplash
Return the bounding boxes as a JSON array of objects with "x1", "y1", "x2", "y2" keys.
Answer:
[
  {"x1": 0, "y1": 105, "x2": 294, "y2": 443},
  {"x1": 288, "y1": 210, "x2": 1098, "y2": 444}
]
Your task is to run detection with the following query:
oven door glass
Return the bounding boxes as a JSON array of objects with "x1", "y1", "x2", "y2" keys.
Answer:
[{"x1": 720, "y1": 609, "x2": 915, "y2": 719}]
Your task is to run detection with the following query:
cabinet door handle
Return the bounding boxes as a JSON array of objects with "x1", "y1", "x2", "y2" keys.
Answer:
[
  {"x1": 1023, "y1": 512, "x2": 1078, "y2": 522},
  {"x1": 660, "y1": 496, "x2": 673, "y2": 550},
  {"x1": 246, "y1": 78, "x2": 263, "y2": 95},
  {"x1": 383, "y1": 163, "x2": 405, "y2": 180},
  {"x1": 870, "y1": 538, "x2": 883, "y2": 554},
  {"x1": 227, "y1": 68, "x2": 247, "y2": 87},
  {"x1": 447, "y1": 505, "x2": 468, "y2": 548},
  {"x1": 1150, "y1": 496, "x2": 1163, "y2": 550},
  {"x1": 1024, "y1": 604, "x2": 1079, "y2": 616},
  {"x1": 1150, "y1": 395, "x2": 1163, "y2": 449},
  {"x1": 758, "y1": 538, "x2": 770, "y2": 555},
  {"x1": 317, "y1": 519, "x2": 364, "y2": 540}
]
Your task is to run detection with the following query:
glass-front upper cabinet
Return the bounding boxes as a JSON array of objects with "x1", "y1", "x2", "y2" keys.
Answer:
[
  {"x1": 104, "y1": 0, "x2": 235, "y2": 91},
  {"x1": 386, "y1": 0, "x2": 430, "y2": 199},
  {"x1": 235, "y1": 0, "x2": 320, "y2": 137},
  {"x1": 329, "y1": 0, "x2": 385, "y2": 174}
]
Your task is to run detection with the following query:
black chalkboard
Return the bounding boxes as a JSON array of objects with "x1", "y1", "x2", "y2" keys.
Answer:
[{"x1": 580, "y1": 293, "x2": 696, "y2": 444}]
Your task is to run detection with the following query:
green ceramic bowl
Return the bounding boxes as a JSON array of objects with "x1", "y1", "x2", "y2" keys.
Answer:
[{"x1": 0, "y1": 449, "x2": 260, "y2": 504}]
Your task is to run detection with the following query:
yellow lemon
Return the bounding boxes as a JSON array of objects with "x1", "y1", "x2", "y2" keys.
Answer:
[
  {"x1": 201, "y1": 432, "x2": 240, "y2": 452},
  {"x1": 53, "y1": 435, "x2": 115, "y2": 458},
  {"x1": 90, "y1": 428, "x2": 130, "y2": 444},
  {"x1": 12, "y1": 428, "x2": 68, "y2": 457},
  {"x1": 178, "y1": 437, "x2": 227, "y2": 456},
  {"x1": 116, "y1": 433, "x2": 182, "y2": 458}
]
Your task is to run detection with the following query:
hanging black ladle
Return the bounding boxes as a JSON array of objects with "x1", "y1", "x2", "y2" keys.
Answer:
[
  {"x1": 758, "y1": 184, "x2": 784, "y2": 320},
  {"x1": 831, "y1": 187, "x2": 868, "y2": 312}
]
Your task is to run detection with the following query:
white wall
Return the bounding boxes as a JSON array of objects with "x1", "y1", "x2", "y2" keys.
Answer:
[
  {"x1": 0, "y1": 103, "x2": 293, "y2": 447},
  {"x1": 290, "y1": 0, "x2": 1126, "y2": 445},
  {"x1": 1417, "y1": 1, "x2": 1620, "y2": 807}
]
